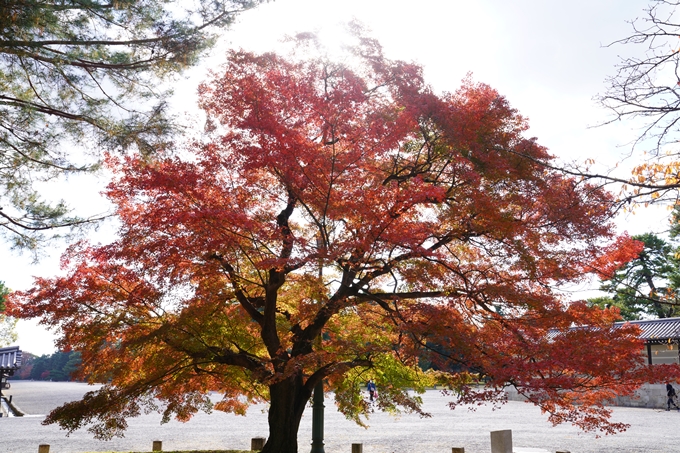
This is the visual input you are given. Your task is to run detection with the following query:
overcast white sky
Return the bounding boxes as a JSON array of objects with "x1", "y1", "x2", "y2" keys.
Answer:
[{"x1": 2, "y1": 0, "x2": 671, "y2": 355}]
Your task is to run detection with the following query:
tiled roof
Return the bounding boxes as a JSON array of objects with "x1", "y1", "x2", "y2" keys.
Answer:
[
  {"x1": 547, "y1": 318, "x2": 680, "y2": 343},
  {"x1": 0, "y1": 346, "x2": 22, "y2": 373},
  {"x1": 619, "y1": 318, "x2": 680, "y2": 343}
]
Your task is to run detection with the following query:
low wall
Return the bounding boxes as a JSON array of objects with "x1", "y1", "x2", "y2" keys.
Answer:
[
  {"x1": 505, "y1": 384, "x2": 671, "y2": 409},
  {"x1": 608, "y1": 384, "x2": 669, "y2": 409}
]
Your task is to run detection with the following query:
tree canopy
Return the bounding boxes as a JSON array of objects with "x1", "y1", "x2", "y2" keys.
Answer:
[
  {"x1": 9, "y1": 33, "x2": 676, "y2": 453},
  {"x1": 0, "y1": 281, "x2": 17, "y2": 346},
  {"x1": 601, "y1": 0, "x2": 680, "y2": 154},
  {"x1": 0, "y1": 0, "x2": 261, "y2": 250},
  {"x1": 0, "y1": 280, "x2": 7, "y2": 312},
  {"x1": 589, "y1": 233, "x2": 680, "y2": 320},
  {"x1": 594, "y1": 1, "x2": 680, "y2": 205}
]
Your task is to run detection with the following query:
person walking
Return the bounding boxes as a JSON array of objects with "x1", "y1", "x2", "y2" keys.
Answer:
[
  {"x1": 667, "y1": 383, "x2": 679, "y2": 411},
  {"x1": 367, "y1": 379, "x2": 377, "y2": 402}
]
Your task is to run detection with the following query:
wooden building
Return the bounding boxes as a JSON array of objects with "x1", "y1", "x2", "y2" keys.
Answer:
[
  {"x1": 0, "y1": 346, "x2": 22, "y2": 392},
  {"x1": 618, "y1": 318, "x2": 680, "y2": 365}
]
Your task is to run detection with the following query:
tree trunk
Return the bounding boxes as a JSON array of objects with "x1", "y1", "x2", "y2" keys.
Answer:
[{"x1": 261, "y1": 373, "x2": 312, "y2": 453}]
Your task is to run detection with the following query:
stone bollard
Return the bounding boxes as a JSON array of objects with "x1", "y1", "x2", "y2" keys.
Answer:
[
  {"x1": 490, "y1": 429, "x2": 512, "y2": 453},
  {"x1": 452, "y1": 448, "x2": 465, "y2": 453},
  {"x1": 152, "y1": 440, "x2": 162, "y2": 451},
  {"x1": 38, "y1": 445, "x2": 50, "y2": 453},
  {"x1": 556, "y1": 451, "x2": 571, "y2": 453},
  {"x1": 251, "y1": 437, "x2": 266, "y2": 451},
  {"x1": 351, "y1": 443, "x2": 363, "y2": 453}
]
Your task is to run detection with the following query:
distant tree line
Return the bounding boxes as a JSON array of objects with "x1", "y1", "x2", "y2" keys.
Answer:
[{"x1": 12, "y1": 351, "x2": 81, "y2": 382}]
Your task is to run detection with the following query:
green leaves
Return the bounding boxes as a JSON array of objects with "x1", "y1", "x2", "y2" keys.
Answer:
[
  {"x1": 0, "y1": 280, "x2": 8, "y2": 312},
  {"x1": 592, "y1": 232, "x2": 680, "y2": 320},
  {"x1": 0, "y1": 281, "x2": 17, "y2": 346}
]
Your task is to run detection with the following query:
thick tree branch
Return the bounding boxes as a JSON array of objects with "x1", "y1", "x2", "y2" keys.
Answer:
[{"x1": 207, "y1": 252, "x2": 265, "y2": 326}]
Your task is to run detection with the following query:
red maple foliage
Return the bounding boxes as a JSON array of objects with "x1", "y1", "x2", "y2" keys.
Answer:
[{"x1": 9, "y1": 32, "x2": 677, "y2": 453}]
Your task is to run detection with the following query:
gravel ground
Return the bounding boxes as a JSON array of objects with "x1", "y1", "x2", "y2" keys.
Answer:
[{"x1": 1, "y1": 381, "x2": 679, "y2": 453}]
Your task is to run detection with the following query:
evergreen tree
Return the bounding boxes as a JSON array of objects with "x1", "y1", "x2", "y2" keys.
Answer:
[
  {"x1": 0, "y1": 281, "x2": 17, "y2": 346},
  {"x1": 0, "y1": 0, "x2": 262, "y2": 249},
  {"x1": 21, "y1": 351, "x2": 82, "y2": 381},
  {"x1": 62, "y1": 352, "x2": 82, "y2": 381},
  {"x1": 590, "y1": 233, "x2": 680, "y2": 320},
  {"x1": 29, "y1": 355, "x2": 48, "y2": 380}
]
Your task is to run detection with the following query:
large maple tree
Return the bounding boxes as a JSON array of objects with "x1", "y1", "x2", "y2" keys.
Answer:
[{"x1": 10, "y1": 33, "x2": 677, "y2": 453}]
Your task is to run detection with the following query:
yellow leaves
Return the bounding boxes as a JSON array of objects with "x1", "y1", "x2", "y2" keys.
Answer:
[
  {"x1": 621, "y1": 159, "x2": 680, "y2": 207},
  {"x1": 371, "y1": 353, "x2": 430, "y2": 391},
  {"x1": 275, "y1": 273, "x2": 329, "y2": 327},
  {"x1": 632, "y1": 160, "x2": 680, "y2": 180},
  {"x1": 429, "y1": 370, "x2": 480, "y2": 390}
]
